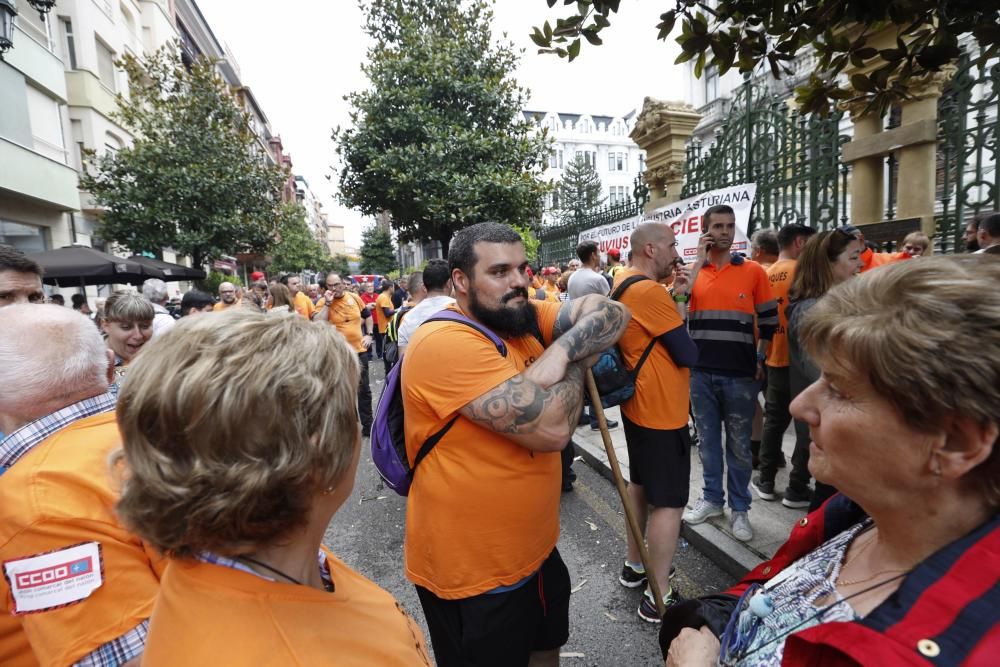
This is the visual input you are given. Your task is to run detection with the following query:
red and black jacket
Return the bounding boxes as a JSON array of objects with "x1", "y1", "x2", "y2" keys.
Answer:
[{"x1": 660, "y1": 494, "x2": 1000, "y2": 665}]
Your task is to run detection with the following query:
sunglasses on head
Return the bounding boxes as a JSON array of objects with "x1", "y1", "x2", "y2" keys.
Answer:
[{"x1": 835, "y1": 224, "x2": 861, "y2": 239}]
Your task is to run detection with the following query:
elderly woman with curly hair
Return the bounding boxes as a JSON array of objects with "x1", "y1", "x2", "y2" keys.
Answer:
[
  {"x1": 660, "y1": 255, "x2": 1000, "y2": 666},
  {"x1": 115, "y1": 309, "x2": 430, "y2": 665}
]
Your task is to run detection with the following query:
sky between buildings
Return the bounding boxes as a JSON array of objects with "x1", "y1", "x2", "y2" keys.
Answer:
[{"x1": 195, "y1": 0, "x2": 685, "y2": 248}]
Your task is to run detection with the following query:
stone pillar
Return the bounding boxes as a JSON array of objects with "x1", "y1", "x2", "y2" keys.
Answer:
[
  {"x1": 838, "y1": 25, "x2": 954, "y2": 243},
  {"x1": 896, "y1": 73, "x2": 954, "y2": 239},
  {"x1": 844, "y1": 105, "x2": 884, "y2": 226},
  {"x1": 629, "y1": 98, "x2": 702, "y2": 212}
]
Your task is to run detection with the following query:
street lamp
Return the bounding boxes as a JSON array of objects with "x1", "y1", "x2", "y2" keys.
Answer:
[
  {"x1": 27, "y1": 0, "x2": 56, "y2": 20},
  {"x1": 0, "y1": 0, "x2": 16, "y2": 61}
]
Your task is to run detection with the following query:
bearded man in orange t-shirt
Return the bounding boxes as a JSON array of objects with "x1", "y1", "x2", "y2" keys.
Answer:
[{"x1": 402, "y1": 222, "x2": 629, "y2": 666}]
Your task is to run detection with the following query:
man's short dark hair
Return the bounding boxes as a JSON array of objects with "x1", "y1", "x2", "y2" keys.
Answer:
[
  {"x1": 978, "y1": 212, "x2": 1000, "y2": 238},
  {"x1": 776, "y1": 223, "x2": 816, "y2": 250},
  {"x1": 702, "y1": 205, "x2": 735, "y2": 231},
  {"x1": 50, "y1": 294, "x2": 65, "y2": 305},
  {"x1": 448, "y1": 222, "x2": 522, "y2": 277},
  {"x1": 180, "y1": 290, "x2": 214, "y2": 316},
  {"x1": 71, "y1": 293, "x2": 87, "y2": 309},
  {"x1": 381, "y1": 280, "x2": 394, "y2": 292},
  {"x1": 423, "y1": 258, "x2": 450, "y2": 291},
  {"x1": 575, "y1": 240, "x2": 599, "y2": 263},
  {"x1": 0, "y1": 244, "x2": 42, "y2": 276}
]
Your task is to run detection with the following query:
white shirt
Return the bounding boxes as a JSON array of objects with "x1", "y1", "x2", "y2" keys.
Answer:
[
  {"x1": 151, "y1": 303, "x2": 176, "y2": 337},
  {"x1": 397, "y1": 294, "x2": 457, "y2": 354},
  {"x1": 567, "y1": 266, "x2": 610, "y2": 300}
]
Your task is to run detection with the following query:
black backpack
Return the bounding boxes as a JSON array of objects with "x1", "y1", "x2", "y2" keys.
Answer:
[{"x1": 585, "y1": 276, "x2": 657, "y2": 408}]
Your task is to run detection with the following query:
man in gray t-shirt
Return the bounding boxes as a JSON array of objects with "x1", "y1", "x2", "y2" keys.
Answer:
[
  {"x1": 567, "y1": 241, "x2": 610, "y2": 300},
  {"x1": 567, "y1": 241, "x2": 618, "y2": 436}
]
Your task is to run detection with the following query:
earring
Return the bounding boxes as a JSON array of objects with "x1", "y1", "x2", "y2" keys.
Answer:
[{"x1": 931, "y1": 456, "x2": 943, "y2": 478}]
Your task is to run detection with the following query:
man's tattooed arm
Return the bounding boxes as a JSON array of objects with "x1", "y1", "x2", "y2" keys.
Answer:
[
  {"x1": 551, "y1": 294, "x2": 630, "y2": 362},
  {"x1": 458, "y1": 362, "x2": 585, "y2": 452}
]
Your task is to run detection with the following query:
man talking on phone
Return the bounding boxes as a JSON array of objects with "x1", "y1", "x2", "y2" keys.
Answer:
[{"x1": 681, "y1": 205, "x2": 777, "y2": 542}]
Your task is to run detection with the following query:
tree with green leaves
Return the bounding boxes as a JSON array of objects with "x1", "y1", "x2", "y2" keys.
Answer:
[
  {"x1": 532, "y1": 1, "x2": 998, "y2": 115},
  {"x1": 359, "y1": 225, "x2": 397, "y2": 275},
  {"x1": 335, "y1": 0, "x2": 552, "y2": 255},
  {"x1": 557, "y1": 155, "x2": 605, "y2": 223},
  {"x1": 269, "y1": 203, "x2": 329, "y2": 273},
  {"x1": 320, "y1": 254, "x2": 353, "y2": 279},
  {"x1": 80, "y1": 46, "x2": 286, "y2": 268},
  {"x1": 513, "y1": 224, "x2": 541, "y2": 262}
]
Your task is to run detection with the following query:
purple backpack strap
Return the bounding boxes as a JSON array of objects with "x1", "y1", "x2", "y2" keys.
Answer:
[{"x1": 422, "y1": 310, "x2": 507, "y2": 356}]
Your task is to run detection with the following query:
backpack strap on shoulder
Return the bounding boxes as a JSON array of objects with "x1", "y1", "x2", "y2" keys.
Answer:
[
  {"x1": 424, "y1": 311, "x2": 507, "y2": 356},
  {"x1": 407, "y1": 312, "x2": 507, "y2": 477},
  {"x1": 610, "y1": 275, "x2": 650, "y2": 301}
]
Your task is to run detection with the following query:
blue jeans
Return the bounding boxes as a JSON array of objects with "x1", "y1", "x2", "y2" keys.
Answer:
[{"x1": 690, "y1": 370, "x2": 759, "y2": 512}]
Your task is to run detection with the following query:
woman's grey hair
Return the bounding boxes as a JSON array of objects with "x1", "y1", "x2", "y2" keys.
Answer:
[
  {"x1": 0, "y1": 305, "x2": 107, "y2": 414},
  {"x1": 141, "y1": 279, "x2": 168, "y2": 304}
]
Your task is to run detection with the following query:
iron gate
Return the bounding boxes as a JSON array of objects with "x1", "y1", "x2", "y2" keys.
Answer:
[{"x1": 682, "y1": 79, "x2": 849, "y2": 235}]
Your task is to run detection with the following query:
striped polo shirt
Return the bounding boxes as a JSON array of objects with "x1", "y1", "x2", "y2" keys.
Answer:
[{"x1": 689, "y1": 253, "x2": 778, "y2": 377}]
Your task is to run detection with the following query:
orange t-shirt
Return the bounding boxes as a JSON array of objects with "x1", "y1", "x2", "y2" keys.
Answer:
[
  {"x1": 765, "y1": 258, "x2": 796, "y2": 368},
  {"x1": 374, "y1": 292, "x2": 394, "y2": 333},
  {"x1": 316, "y1": 293, "x2": 367, "y2": 353},
  {"x1": 213, "y1": 300, "x2": 237, "y2": 311},
  {"x1": 141, "y1": 550, "x2": 430, "y2": 666},
  {"x1": 0, "y1": 412, "x2": 163, "y2": 667},
  {"x1": 534, "y1": 286, "x2": 561, "y2": 303},
  {"x1": 860, "y1": 248, "x2": 912, "y2": 273},
  {"x1": 613, "y1": 268, "x2": 690, "y2": 430},
  {"x1": 402, "y1": 302, "x2": 562, "y2": 599},
  {"x1": 293, "y1": 291, "x2": 314, "y2": 319}
]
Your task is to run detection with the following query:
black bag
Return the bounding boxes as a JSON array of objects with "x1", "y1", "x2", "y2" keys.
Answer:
[{"x1": 584, "y1": 276, "x2": 657, "y2": 408}]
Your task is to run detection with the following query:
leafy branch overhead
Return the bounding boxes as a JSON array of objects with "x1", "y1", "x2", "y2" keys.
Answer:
[{"x1": 532, "y1": 0, "x2": 999, "y2": 115}]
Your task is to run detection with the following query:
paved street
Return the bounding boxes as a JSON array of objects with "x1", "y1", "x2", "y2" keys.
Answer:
[{"x1": 324, "y1": 364, "x2": 736, "y2": 666}]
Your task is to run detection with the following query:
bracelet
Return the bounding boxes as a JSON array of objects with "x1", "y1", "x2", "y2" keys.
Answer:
[{"x1": 672, "y1": 294, "x2": 689, "y2": 303}]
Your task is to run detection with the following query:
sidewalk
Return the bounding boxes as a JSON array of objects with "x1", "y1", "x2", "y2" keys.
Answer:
[{"x1": 572, "y1": 407, "x2": 807, "y2": 579}]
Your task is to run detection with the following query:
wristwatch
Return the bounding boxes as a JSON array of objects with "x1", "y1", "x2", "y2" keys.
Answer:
[{"x1": 757, "y1": 352, "x2": 767, "y2": 364}]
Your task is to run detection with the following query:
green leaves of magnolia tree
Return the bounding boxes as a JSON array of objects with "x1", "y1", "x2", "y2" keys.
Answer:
[
  {"x1": 335, "y1": 0, "x2": 552, "y2": 255},
  {"x1": 80, "y1": 46, "x2": 287, "y2": 268},
  {"x1": 269, "y1": 203, "x2": 330, "y2": 273},
  {"x1": 359, "y1": 225, "x2": 397, "y2": 275},
  {"x1": 532, "y1": 0, "x2": 999, "y2": 116}
]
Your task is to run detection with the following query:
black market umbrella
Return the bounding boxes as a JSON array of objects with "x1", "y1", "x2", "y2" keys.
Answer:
[
  {"x1": 29, "y1": 246, "x2": 153, "y2": 287},
  {"x1": 126, "y1": 255, "x2": 206, "y2": 282}
]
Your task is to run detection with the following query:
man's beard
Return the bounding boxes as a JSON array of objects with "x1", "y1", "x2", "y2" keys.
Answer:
[
  {"x1": 967, "y1": 237, "x2": 980, "y2": 252},
  {"x1": 467, "y1": 285, "x2": 537, "y2": 338}
]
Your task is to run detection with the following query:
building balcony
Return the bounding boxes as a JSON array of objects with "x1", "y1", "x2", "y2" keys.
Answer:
[
  {"x1": 4, "y1": 23, "x2": 67, "y2": 100},
  {"x1": 65, "y1": 70, "x2": 119, "y2": 118},
  {"x1": 0, "y1": 137, "x2": 80, "y2": 211}
]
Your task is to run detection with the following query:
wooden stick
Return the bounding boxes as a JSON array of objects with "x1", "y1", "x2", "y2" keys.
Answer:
[{"x1": 584, "y1": 370, "x2": 666, "y2": 619}]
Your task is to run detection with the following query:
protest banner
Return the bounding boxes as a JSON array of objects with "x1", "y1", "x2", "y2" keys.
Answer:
[{"x1": 578, "y1": 183, "x2": 757, "y2": 263}]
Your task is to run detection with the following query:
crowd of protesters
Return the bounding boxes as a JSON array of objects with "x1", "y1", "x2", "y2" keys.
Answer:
[{"x1": 0, "y1": 210, "x2": 997, "y2": 667}]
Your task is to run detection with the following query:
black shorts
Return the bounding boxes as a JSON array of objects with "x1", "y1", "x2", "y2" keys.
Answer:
[
  {"x1": 622, "y1": 414, "x2": 691, "y2": 508},
  {"x1": 415, "y1": 549, "x2": 571, "y2": 667}
]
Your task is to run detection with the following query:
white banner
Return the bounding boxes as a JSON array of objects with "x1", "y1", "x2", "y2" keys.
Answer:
[{"x1": 578, "y1": 183, "x2": 757, "y2": 263}]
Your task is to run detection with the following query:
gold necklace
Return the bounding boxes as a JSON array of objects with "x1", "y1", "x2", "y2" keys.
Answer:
[{"x1": 836, "y1": 528, "x2": 910, "y2": 588}]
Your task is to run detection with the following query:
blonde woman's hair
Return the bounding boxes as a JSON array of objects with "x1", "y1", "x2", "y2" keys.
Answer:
[
  {"x1": 116, "y1": 308, "x2": 360, "y2": 557},
  {"x1": 799, "y1": 255, "x2": 1000, "y2": 506},
  {"x1": 102, "y1": 291, "x2": 154, "y2": 323}
]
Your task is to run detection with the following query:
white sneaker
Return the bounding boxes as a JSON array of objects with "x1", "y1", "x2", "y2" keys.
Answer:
[
  {"x1": 683, "y1": 499, "x2": 724, "y2": 525},
  {"x1": 731, "y1": 511, "x2": 753, "y2": 542}
]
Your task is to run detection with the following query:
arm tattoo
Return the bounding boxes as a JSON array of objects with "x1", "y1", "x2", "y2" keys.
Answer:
[
  {"x1": 555, "y1": 299, "x2": 628, "y2": 362},
  {"x1": 462, "y1": 364, "x2": 585, "y2": 436}
]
